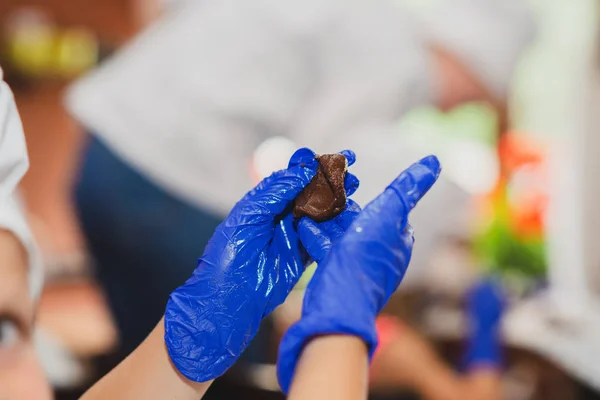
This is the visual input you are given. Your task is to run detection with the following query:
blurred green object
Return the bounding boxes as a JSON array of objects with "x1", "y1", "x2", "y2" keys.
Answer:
[
  {"x1": 400, "y1": 102, "x2": 498, "y2": 147},
  {"x1": 474, "y1": 212, "x2": 547, "y2": 279},
  {"x1": 401, "y1": 104, "x2": 548, "y2": 280},
  {"x1": 474, "y1": 141, "x2": 547, "y2": 280}
]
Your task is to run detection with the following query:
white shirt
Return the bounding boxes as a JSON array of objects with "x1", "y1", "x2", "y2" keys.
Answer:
[
  {"x1": 65, "y1": 0, "x2": 532, "y2": 284},
  {"x1": 66, "y1": 0, "x2": 432, "y2": 214},
  {"x1": 66, "y1": 0, "x2": 534, "y2": 214},
  {"x1": 0, "y1": 69, "x2": 43, "y2": 300},
  {"x1": 1, "y1": 70, "x2": 84, "y2": 388}
]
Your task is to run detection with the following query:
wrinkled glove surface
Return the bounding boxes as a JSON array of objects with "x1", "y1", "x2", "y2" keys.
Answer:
[{"x1": 165, "y1": 147, "x2": 359, "y2": 382}]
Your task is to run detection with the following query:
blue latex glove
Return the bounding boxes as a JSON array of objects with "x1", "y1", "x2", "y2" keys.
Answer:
[
  {"x1": 164, "y1": 147, "x2": 359, "y2": 382},
  {"x1": 277, "y1": 155, "x2": 441, "y2": 393},
  {"x1": 464, "y1": 278, "x2": 506, "y2": 370},
  {"x1": 296, "y1": 198, "x2": 362, "y2": 264}
]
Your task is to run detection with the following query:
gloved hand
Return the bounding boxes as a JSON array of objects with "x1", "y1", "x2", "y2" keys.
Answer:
[
  {"x1": 464, "y1": 278, "x2": 506, "y2": 369},
  {"x1": 296, "y1": 199, "x2": 362, "y2": 265},
  {"x1": 277, "y1": 155, "x2": 441, "y2": 393},
  {"x1": 164, "y1": 147, "x2": 359, "y2": 383}
]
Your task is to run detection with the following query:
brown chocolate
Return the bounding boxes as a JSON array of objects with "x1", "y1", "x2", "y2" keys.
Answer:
[{"x1": 293, "y1": 153, "x2": 347, "y2": 222}]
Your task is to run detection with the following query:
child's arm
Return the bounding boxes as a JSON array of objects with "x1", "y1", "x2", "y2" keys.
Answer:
[
  {"x1": 409, "y1": 355, "x2": 501, "y2": 400},
  {"x1": 288, "y1": 335, "x2": 369, "y2": 400},
  {"x1": 81, "y1": 148, "x2": 359, "y2": 399},
  {"x1": 81, "y1": 318, "x2": 211, "y2": 400},
  {"x1": 375, "y1": 331, "x2": 500, "y2": 400}
]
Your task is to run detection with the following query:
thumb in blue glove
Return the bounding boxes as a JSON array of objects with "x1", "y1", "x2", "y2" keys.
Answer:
[
  {"x1": 277, "y1": 155, "x2": 441, "y2": 393},
  {"x1": 296, "y1": 198, "x2": 362, "y2": 264},
  {"x1": 165, "y1": 148, "x2": 359, "y2": 383},
  {"x1": 463, "y1": 278, "x2": 506, "y2": 370}
]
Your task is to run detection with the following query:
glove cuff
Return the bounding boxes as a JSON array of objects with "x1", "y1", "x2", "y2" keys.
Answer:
[
  {"x1": 164, "y1": 290, "x2": 258, "y2": 382},
  {"x1": 463, "y1": 326, "x2": 503, "y2": 371},
  {"x1": 277, "y1": 314, "x2": 378, "y2": 394}
]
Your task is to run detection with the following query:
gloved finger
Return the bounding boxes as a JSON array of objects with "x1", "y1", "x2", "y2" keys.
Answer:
[
  {"x1": 289, "y1": 148, "x2": 355, "y2": 168},
  {"x1": 243, "y1": 147, "x2": 317, "y2": 202},
  {"x1": 241, "y1": 167, "x2": 314, "y2": 203},
  {"x1": 246, "y1": 164, "x2": 318, "y2": 215},
  {"x1": 245, "y1": 148, "x2": 318, "y2": 201},
  {"x1": 288, "y1": 147, "x2": 318, "y2": 169},
  {"x1": 340, "y1": 149, "x2": 356, "y2": 167},
  {"x1": 288, "y1": 147, "x2": 358, "y2": 195},
  {"x1": 344, "y1": 172, "x2": 360, "y2": 197},
  {"x1": 322, "y1": 201, "x2": 360, "y2": 239},
  {"x1": 363, "y1": 156, "x2": 440, "y2": 228},
  {"x1": 241, "y1": 147, "x2": 317, "y2": 214},
  {"x1": 298, "y1": 200, "x2": 361, "y2": 263},
  {"x1": 386, "y1": 155, "x2": 440, "y2": 213},
  {"x1": 298, "y1": 217, "x2": 332, "y2": 263},
  {"x1": 261, "y1": 213, "x2": 307, "y2": 317},
  {"x1": 335, "y1": 199, "x2": 362, "y2": 231},
  {"x1": 322, "y1": 221, "x2": 345, "y2": 243},
  {"x1": 242, "y1": 168, "x2": 286, "y2": 201}
]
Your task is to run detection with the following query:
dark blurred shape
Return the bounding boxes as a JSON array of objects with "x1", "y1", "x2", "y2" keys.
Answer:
[{"x1": 75, "y1": 137, "x2": 222, "y2": 355}]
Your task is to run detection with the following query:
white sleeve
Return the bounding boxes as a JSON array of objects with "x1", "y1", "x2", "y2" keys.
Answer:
[
  {"x1": 289, "y1": 0, "x2": 433, "y2": 146},
  {"x1": 0, "y1": 79, "x2": 29, "y2": 198},
  {"x1": 0, "y1": 70, "x2": 43, "y2": 300}
]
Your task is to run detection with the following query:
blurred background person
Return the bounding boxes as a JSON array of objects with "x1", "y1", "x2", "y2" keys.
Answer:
[
  {"x1": 64, "y1": 0, "x2": 534, "y2": 367},
  {"x1": 369, "y1": 280, "x2": 505, "y2": 400}
]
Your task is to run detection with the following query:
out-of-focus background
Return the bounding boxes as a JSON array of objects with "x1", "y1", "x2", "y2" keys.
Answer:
[{"x1": 2, "y1": 0, "x2": 600, "y2": 399}]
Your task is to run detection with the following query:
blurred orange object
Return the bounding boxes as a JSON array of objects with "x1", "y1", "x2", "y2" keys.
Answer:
[
  {"x1": 474, "y1": 131, "x2": 548, "y2": 278},
  {"x1": 498, "y1": 131, "x2": 546, "y2": 177},
  {"x1": 491, "y1": 131, "x2": 548, "y2": 238},
  {"x1": 501, "y1": 132, "x2": 548, "y2": 238}
]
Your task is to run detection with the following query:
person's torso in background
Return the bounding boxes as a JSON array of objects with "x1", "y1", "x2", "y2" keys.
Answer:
[{"x1": 65, "y1": 0, "x2": 433, "y2": 215}]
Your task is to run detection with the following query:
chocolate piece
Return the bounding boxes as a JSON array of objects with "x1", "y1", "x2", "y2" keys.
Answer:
[{"x1": 293, "y1": 153, "x2": 347, "y2": 222}]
